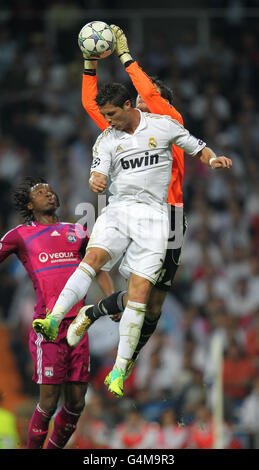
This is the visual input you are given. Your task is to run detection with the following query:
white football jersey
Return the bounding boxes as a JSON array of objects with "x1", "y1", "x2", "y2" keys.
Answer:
[{"x1": 91, "y1": 110, "x2": 206, "y2": 206}]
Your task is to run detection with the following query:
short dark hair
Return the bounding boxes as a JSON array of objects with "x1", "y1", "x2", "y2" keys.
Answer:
[
  {"x1": 95, "y1": 82, "x2": 132, "y2": 108},
  {"x1": 13, "y1": 176, "x2": 60, "y2": 224},
  {"x1": 150, "y1": 76, "x2": 173, "y2": 104}
]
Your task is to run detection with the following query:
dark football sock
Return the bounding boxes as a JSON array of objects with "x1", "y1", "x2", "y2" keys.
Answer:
[
  {"x1": 45, "y1": 405, "x2": 81, "y2": 449},
  {"x1": 132, "y1": 314, "x2": 161, "y2": 361},
  {"x1": 84, "y1": 290, "x2": 126, "y2": 323},
  {"x1": 27, "y1": 404, "x2": 52, "y2": 449}
]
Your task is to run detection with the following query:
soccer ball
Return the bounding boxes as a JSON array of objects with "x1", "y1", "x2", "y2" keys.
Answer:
[{"x1": 78, "y1": 21, "x2": 116, "y2": 59}]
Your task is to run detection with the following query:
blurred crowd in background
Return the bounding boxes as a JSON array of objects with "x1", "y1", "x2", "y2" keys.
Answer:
[{"x1": 1, "y1": 0, "x2": 259, "y2": 449}]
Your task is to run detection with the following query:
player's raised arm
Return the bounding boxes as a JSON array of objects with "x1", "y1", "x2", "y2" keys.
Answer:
[
  {"x1": 110, "y1": 24, "x2": 182, "y2": 122},
  {"x1": 81, "y1": 56, "x2": 109, "y2": 132}
]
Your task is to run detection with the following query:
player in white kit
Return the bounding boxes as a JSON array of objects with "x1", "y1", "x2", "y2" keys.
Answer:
[{"x1": 33, "y1": 82, "x2": 232, "y2": 397}]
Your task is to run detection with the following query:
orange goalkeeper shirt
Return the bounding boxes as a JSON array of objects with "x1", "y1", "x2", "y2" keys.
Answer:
[{"x1": 82, "y1": 61, "x2": 184, "y2": 207}]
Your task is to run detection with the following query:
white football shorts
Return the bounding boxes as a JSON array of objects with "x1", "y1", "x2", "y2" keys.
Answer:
[{"x1": 87, "y1": 201, "x2": 169, "y2": 284}]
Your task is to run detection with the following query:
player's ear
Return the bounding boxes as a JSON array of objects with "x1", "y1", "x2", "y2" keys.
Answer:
[
  {"x1": 123, "y1": 99, "x2": 132, "y2": 110},
  {"x1": 27, "y1": 201, "x2": 33, "y2": 211}
]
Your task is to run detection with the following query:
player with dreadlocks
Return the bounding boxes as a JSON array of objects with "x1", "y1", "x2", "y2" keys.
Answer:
[{"x1": 0, "y1": 176, "x2": 113, "y2": 449}]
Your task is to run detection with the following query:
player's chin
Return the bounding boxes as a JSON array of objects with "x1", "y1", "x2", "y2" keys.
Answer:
[{"x1": 45, "y1": 202, "x2": 57, "y2": 212}]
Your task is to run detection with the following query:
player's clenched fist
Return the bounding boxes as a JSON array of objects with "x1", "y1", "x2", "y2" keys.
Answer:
[
  {"x1": 89, "y1": 172, "x2": 107, "y2": 193},
  {"x1": 210, "y1": 156, "x2": 232, "y2": 169}
]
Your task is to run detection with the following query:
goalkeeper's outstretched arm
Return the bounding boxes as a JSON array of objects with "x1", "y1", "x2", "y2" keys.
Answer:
[
  {"x1": 81, "y1": 54, "x2": 109, "y2": 132},
  {"x1": 110, "y1": 24, "x2": 183, "y2": 122}
]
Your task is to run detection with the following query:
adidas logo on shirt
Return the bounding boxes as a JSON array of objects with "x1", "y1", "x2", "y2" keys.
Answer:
[
  {"x1": 116, "y1": 145, "x2": 124, "y2": 153},
  {"x1": 50, "y1": 230, "x2": 60, "y2": 237}
]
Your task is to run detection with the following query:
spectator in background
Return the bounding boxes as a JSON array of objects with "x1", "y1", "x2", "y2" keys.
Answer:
[
  {"x1": 110, "y1": 406, "x2": 158, "y2": 449},
  {"x1": 37, "y1": 101, "x2": 76, "y2": 143},
  {"x1": 189, "y1": 81, "x2": 231, "y2": 126},
  {"x1": 45, "y1": 0, "x2": 82, "y2": 62},
  {"x1": 0, "y1": 28, "x2": 18, "y2": 81},
  {"x1": 239, "y1": 376, "x2": 259, "y2": 435},
  {"x1": 181, "y1": 226, "x2": 223, "y2": 275},
  {"x1": 220, "y1": 201, "x2": 250, "y2": 256},
  {"x1": 12, "y1": 111, "x2": 47, "y2": 174},
  {"x1": 245, "y1": 309, "x2": 259, "y2": 361},
  {"x1": 135, "y1": 331, "x2": 182, "y2": 398},
  {"x1": 133, "y1": 386, "x2": 171, "y2": 424},
  {"x1": 207, "y1": 36, "x2": 234, "y2": 81},
  {"x1": 223, "y1": 341, "x2": 257, "y2": 422},
  {"x1": 224, "y1": 276, "x2": 259, "y2": 323},
  {"x1": 154, "y1": 407, "x2": 189, "y2": 449},
  {"x1": 145, "y1": 34, "x2": 172, "y2": 79},
  {"x1": 176, "y1": 365, "x2": 207, "y2": 422},
  {"x1": 172, "y1": 347, "x2": 198, "y2": 412},
  {"x1": 188, "y1": 403, "x2": 242, "y2": 449},
  {"x1": 174, "y1": 29, "x2": 203, "y2": 71},
  {"x1": 0, "y1": 136, "x2": 28, "y2": 185},
  {"x1": 250, "y1": 214, "x2": 259, "y2": 255}
]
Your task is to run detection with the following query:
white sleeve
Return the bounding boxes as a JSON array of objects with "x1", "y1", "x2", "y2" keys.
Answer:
[
  {"x1": 90, "y1": 132, "x2": 112, "y2": 176},
  {"x1": 167, "y1": 118, "x2": 206, "y2": 156}
]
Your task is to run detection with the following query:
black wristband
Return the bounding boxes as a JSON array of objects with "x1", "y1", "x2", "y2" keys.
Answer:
[
  {"x1": 124, "y1": 59, "x2": 134, "y2": 68},
  {"x1": 83, "y1": 69, "x2": 97, "y2": 76}
]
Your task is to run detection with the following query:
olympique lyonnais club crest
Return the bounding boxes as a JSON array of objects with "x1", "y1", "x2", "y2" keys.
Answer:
[
  {"x1": 44, "y1": 366, "x2": 54, "y2": 377},
  {"x1": 148, "y1": 137, "x2": 158, "y2": 149},
  {"x1": 67, "y1": 234, "x2": 77, "y2": 243}
]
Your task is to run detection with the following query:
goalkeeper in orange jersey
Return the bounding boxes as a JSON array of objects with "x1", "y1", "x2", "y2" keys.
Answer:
[{"x1": 73, "y1": 24, "x2": 231, "y2": 384}]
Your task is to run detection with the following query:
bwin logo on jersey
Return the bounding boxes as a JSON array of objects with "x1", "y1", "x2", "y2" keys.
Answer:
[{"x1": 121, "y1": 152, "x2": 159, "y2": 170}]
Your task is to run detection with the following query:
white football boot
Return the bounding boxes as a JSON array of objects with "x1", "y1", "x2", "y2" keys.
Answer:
[{"x1": 67, "y1": 305, "x2": 94, "y2": 347}]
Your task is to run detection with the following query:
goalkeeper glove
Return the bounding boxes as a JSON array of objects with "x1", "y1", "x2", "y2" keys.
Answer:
[
  {"x1": 110, "y1": 24, "x2": 133, "y2": 66},
  {"x1": 82, "y1": 52, "x2": 97, "y2": 73}
]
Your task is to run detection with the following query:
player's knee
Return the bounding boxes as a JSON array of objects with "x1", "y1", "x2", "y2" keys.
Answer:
[
  {"x1": 40, "y1": 396, "x2": 58, "y2": 416},
  {"x1": 146, "y1": 300, "x2": 162, "y2": 321},
  {"x1": 39, "y1": 385, "x2": 60, "y2": 415},
  {"x1": 83, "y1": 247, "x2": 110, "y2": 271},
  {"x1": 146, "y1": 288, "x2": 166, "y2": 320},
  {"x1": 146, "y1": 306, "x2": 161, "y2": 321},
  {"x1": 128, "y1": 276, "x2": 151, "y2": 303},
  {"x1": 65, "y1": 397, "x2": 85, "y2": 415}
]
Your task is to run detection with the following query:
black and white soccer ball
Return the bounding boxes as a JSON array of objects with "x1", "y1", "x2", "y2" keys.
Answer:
[{"x1": 78, "y1": 21, "x2": 116, "y2": 59}]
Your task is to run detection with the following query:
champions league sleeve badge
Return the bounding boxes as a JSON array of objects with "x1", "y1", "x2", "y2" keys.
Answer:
[{"x1": 91, "y1": 157, "x2": 101, "y2": 169}]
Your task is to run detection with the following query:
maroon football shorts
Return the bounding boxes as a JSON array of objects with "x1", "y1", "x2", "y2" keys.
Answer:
[{"x1": 29, "y1": 317, "x2": 90, "y2": 384}]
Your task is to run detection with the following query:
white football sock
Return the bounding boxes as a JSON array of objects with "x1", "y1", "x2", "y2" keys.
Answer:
[
  {"x1": 115, "y1": 301, "x2": 146, "y2": 371},
  {"x1": 51, "y1": 262, "x2": 96, "y2": 324}
]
